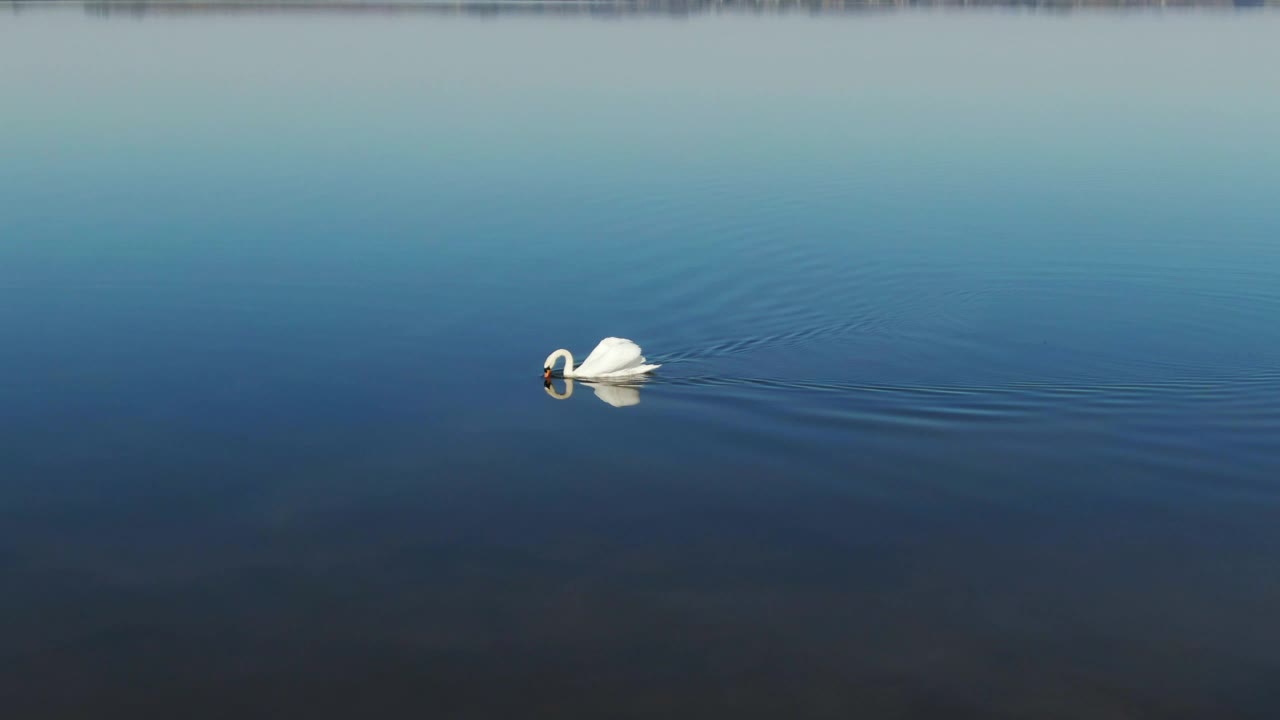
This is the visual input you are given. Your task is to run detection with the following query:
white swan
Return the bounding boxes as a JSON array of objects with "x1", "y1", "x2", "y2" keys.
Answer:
[{"x1": 543, "y1": 337, "x2": 660, "y2": 380}]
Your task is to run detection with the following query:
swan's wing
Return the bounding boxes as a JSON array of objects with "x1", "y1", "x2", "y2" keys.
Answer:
[
  {"x1": 592, "y1": 363, "x2": 661, "y2": 378},
  {"x1": 576, "y1": 337, "x2": 645, "y2": 376}
]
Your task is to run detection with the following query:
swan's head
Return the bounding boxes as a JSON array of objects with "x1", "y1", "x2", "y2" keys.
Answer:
[{"x1": 543, "y1": 350, "x2": 563, "y2": 380}]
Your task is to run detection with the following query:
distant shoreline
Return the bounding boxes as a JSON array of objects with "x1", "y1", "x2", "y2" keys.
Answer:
[{"x1": 6, "y1": 0, "x2": 1277, "y2": 17}]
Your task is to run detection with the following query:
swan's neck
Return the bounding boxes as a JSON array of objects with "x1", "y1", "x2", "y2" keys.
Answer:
[{"x1": 552, "y1": 349, "x2": 576, "y2": 378}]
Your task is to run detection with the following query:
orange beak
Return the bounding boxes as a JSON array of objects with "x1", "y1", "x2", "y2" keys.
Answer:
[{"x1": 544, "y1": 368, "x2": 552, "y2": 380}]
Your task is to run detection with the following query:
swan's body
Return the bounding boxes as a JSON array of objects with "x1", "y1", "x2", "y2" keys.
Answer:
[{"x1": 543, "y1": 337, "x2": 660, "y2": 379}]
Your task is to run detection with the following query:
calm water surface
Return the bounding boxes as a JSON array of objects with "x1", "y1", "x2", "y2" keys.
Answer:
[{"x1": 3, "y1": 3, "x2": 1280, "y2": 717}]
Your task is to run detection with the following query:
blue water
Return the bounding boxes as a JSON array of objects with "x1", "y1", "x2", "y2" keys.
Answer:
[{"x1": 3, "y1": 3, "x2": 1280, "y2": 717}]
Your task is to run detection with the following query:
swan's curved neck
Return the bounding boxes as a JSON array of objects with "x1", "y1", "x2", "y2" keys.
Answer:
[{"x1": 550, "y1": 349, "x2": 576, "y2": 377}]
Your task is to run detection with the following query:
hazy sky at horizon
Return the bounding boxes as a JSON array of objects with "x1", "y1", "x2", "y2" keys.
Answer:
[{"x1": 4, "y1": 6, "x2": 1279, "y2": 289}]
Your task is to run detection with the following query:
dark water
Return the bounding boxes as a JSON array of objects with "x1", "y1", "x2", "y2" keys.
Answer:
[{"x1": 3, "y1": 3, "x2": 1280, "y2": 717}]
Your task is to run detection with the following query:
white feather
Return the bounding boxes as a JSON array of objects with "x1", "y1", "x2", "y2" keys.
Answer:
[{"x1": 543, "y1": 337, "x2": 661, "y2": 379}]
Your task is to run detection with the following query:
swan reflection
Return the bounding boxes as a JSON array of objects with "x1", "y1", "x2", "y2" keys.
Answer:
[{"x1": 544, "y1": 378, "x2": 643, "y2": 408}]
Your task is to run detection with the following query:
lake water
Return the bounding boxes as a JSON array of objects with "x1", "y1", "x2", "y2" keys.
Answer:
[{"x1": 3, "y1": 2, "x2": 1280, "y2": 717}]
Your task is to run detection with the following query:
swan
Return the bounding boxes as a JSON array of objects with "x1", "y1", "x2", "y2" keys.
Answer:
[{"x1": 543, "y1": 337, "x2": 660, "y2": 380}]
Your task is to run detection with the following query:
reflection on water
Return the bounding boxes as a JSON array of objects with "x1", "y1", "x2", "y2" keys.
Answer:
[{"x1": 545, "y1": 377, "x2": 645, "y2": 407}]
